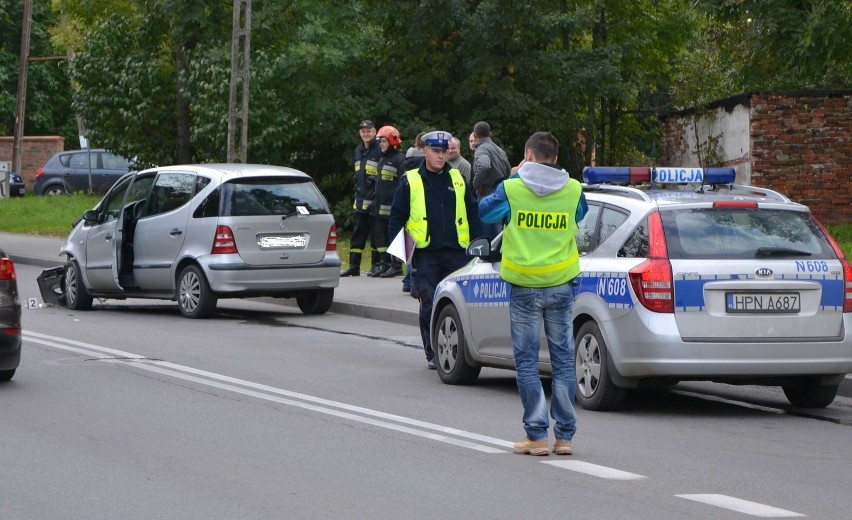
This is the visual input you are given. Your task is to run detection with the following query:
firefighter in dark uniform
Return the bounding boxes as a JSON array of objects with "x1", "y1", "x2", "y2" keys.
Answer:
[
  {"x1": 370, "y1": 125, "x2": 406, "y2": 277},
  {"x1": 341, "y1": 120, "x2": 383, "y2": 276},
  {"x1": 389, "y1": 131, "x2": 484, "y2": 369}
]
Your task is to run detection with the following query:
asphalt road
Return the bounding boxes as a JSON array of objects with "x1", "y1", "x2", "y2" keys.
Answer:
[{"x1": 5, "y1": 264, "x2": 852, "y2": 519}]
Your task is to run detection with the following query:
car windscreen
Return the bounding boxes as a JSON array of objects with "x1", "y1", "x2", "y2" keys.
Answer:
[
  {"x1": 220, "y1": 177, "x2": 330, "y2": 217},
  {"x1": 660, "y1": 208, "x2": 836, "y2": 260}
]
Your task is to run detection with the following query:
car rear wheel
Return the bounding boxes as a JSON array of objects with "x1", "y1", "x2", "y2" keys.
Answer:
[
  {"x1": 178, "y1": 265, "x2": 217, "y2": 319},
  {"x1": 782, "y1": 378, "x2": 839, "y2": 408},
  {"x1": 42, "y1": 184, "x2": 67, "y2": 196},
  {"x1": 433, "y1": 304, "x2": 481, "y2": 385},
  {"x1": 64, "y1": 260, "x2": 93, "y2": 310},
  {"x1": 575, "y1": 321, "x2": 626, "y2": 411},
  {"x1": 0, "y1": 369, "x2": 15, "y2": 381},
  {"x1": 297, "y1": 289, "x2": 333, "y2": 315}
]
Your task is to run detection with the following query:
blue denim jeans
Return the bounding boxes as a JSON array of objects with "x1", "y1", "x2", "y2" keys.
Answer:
[{"x1": 509, "y1": 282, "x2": 578, "y2": 442}]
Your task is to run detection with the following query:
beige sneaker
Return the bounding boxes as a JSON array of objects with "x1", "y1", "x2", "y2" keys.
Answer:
[
  {"x1": 513, "y1": 437, "x2": 549, "y2": 456},
  {"x1": 552, "y1": 440, "x2": 573, "y2": 455}
]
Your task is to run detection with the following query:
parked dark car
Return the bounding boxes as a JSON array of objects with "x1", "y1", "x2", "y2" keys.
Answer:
[
  {"x1": 35, "y1": 149, "x2": 133, "y2": 196},
  {"x1": 0, "y1": 250, "x2": 21, "y2": 381},
  {"x1": 9, "y1": 172, "x2": 25, "y2": 197}
]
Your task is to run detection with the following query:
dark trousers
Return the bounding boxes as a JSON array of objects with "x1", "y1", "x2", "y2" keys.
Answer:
[
  {"x1": 371, "y1": 216, "x2": 390, "y2": 250},
  {"x1": 350, "y1": 212, "x2": 373, "y2": 253},
  {"x1": 410, "y1": 248, "x2": 470, "y2": 361}
]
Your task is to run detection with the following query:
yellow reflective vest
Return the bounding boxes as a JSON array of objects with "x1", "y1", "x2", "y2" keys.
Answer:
[
  {"x1": 501, "y1": 177, "x2": 582, "y2": 287},
  {"x1": 406, "y1": 168, "x2": 470, "y2": 249}
]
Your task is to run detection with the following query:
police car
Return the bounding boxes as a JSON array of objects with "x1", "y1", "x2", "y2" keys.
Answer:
[{"x1": 430, "y1": 167, "x2": 852, "y2": 410}]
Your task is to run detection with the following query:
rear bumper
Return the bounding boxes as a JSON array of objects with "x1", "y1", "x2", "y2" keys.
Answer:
[
  {"x1": 200, "y1": 256, "x2": 340, "y2": 293},
  {"x1": 0, "y1": 333, "x2": 21, "y2": 370},
  {"x1": 601, "y1": 312, "x2": 852, "y2": 378}
]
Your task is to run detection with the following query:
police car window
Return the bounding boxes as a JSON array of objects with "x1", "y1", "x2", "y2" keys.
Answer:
[
  {"x1": 661, "y1": 208, "x2": 835, "y2": 259},
  {"x1": 599, "y1": 206, "x2": 628, "y2": 245},
  {"x1": 576, "y1": 203, "x2": 601, "y2": 254},
  {"x1": 619, "y1": 218, "x2": 649, "y2": 258}
]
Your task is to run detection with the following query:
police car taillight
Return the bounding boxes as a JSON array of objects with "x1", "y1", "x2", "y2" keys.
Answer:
[
  {"x1": 628, "y1": 212, "x2": 674, "y2": 313},
  {"x1": 813, "y1": 218, "x2": 852, "y2": 313},
  {"x1": 211, "y1": 225, "x2": 238, "y2": 254},
  {"x1": 583, "y1": 166, "x2": 736, "y2": 185}
]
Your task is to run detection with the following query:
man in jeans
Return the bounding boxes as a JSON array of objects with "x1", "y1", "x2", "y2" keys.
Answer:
[{"x1": 478, "y1": 131, "x2": 587, "y2": 456}]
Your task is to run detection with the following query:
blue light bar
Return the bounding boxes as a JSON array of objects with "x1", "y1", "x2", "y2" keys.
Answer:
[
  {"x1": 583, "y1": 166, "x2": 735, "y2": 185},
  {"x1": 583, "y1": 167, "x2": 651, "y2": 184}
]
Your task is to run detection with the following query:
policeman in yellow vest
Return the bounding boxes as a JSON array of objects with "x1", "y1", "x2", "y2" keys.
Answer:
[
  {"x1": 389, "y1": 130, "x2": 484, "y2": 369},
  {"x1": 479, "y1": 131, "x2": 587, "y2": 456}
]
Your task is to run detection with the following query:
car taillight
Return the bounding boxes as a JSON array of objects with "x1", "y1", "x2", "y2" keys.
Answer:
[
  {"x1": 0, "y1": 258, "x2": 16, "y2": 281},
  {"x1": 812, "y1": 217, "x2": 852, "y2": 313},
  {"x1": 211, "y1": 225, "x2": 238, "y2": 254},
  {"x1": 629, "y1": 212, "x2": 673, "y2": 313},
  {"x1": 327, "y1": 224, "x2": 337, "y2": 252},
  {"x1": 35, "y1": 167, "x2": 45, "y2": 180}
]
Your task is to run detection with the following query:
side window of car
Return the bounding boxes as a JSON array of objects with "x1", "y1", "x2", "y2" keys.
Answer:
[
  {"x1": 148, "y1": 173, "x2": 196, "y2": 217},
  {"x1": 58, "y1": 154, "x2": 71, "y2": 167},
  {"x1": 68, "y1": 153, "x2": 92, "y2": 169},
  {"x1": 598, "y1": 206, "x2": 628, "y2": 245},
  {"x1": 195, "y1": 176, "x2": 211, "y2": 194},
  {"x1": 102, "y1": 177, "x2": 133, "y2": 222},
  {"x1": 618, "y1": 218, "x2": 649, "y2": 258},
  {"x1": 102, "y1": 153, "x2": 130, "y2": 170},
  {"x1": 193, "y1": 187, "x2": 220, "y2": 219},
  {"x1": 576, "y1": 203, "x2": 601, "y2": 254}
]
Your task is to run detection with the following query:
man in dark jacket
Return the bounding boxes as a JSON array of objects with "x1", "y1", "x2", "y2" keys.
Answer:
[
  {"x1": 472, "y1": 121, "x2": 512, "y2": 240},
  {"x1": 389, "y1": 131, "x2": 484, "y2": 369},
  {"x1": 342, "y1": 120, "x2": 383, "y2": 276}
]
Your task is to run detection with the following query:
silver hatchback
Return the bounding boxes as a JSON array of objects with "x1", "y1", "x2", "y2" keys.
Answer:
[
  {"x1": 430, "y1": 167, "x2": 852, "y2": 410},
  {"x1": 45, "y1": 164, "x2": 340, "y2": 318}
]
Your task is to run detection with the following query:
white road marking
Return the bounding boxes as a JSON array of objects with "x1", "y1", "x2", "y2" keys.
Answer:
[
  {"x1": 23, "y1": 331, "x2": 506, "y2": 454},
  {"x1": 542, "y1": 460, "x2": 646, "y2": 480},
  {"x1": 676, "y1": 494, "x2": 805, "y2": 517}
]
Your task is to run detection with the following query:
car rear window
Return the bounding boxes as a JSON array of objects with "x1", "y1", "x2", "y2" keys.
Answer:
[
  {"x1": 221, "y1": 177, "x2": 330, "y2": 217},
  {"x1": 660, "y1": 208, "x2": 836, "y2": 260}
]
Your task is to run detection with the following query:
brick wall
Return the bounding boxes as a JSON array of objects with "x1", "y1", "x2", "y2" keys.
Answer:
[
  {"x1": 0, "y1": 136, "x2": 66, "y2": 191},
  {"x1": 750, "y1": 92, "x2": 852, "y2": 225},
  {"x1": 661, "y1": 91, "x2": 852, "y2": 224}
]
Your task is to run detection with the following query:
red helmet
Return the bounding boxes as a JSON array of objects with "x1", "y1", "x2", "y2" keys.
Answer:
[{"x1": 376, "y1": 126, "x2": 402, "y2": 147}]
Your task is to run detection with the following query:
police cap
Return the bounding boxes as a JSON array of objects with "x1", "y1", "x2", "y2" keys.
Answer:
[{"x1": 422, "y1": 131, "x2": 452, "y2": 150}]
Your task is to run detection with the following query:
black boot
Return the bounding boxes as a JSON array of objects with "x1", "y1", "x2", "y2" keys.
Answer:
[
  {"x1": 380, "y1": 256, "x2": 403, "y2": 278},
  {"x1": 367, "y1": 250, "x2": 382, "y2": 277},
  {"x1": 340, "y1": 252, "x2": 362, "y2": 277},
  {"x1": 373, "y1": 252, "x2": 391, "y2": 277}
]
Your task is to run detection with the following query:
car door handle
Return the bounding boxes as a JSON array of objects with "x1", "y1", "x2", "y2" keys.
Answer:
[
  {"x1": 104, "y1": 234, "x2": 112, "y2": 241},
  {"x1": 170, "y1": 229, "x2": 183, "y2": 236}
]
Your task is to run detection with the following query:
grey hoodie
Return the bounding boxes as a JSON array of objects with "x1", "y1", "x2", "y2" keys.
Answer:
[{"x1": 516, "y1": 161, "x2": 569, "y2": 196}]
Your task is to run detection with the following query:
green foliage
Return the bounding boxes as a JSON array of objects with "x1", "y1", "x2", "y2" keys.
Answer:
[{"x1": 0, "y1": 192, "x2": 99, "y2": 235}]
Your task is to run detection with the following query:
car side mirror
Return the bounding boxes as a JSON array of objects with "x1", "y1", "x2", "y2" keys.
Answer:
[
  {"x1": 466, "y1": 237, "x2": 492, "y2": 258},
  {"x1": 82, "y1": 210, "x2": 100, "y2": 224}
]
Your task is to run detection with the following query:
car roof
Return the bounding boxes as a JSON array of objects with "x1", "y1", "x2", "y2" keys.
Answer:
[{"x1": 136, "y1": 163, "x2": 312, "y2": 181}]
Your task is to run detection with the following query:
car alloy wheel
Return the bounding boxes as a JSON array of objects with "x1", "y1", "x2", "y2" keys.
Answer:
[
  {"x1": 178, "y1": 265, "x2": 217, "y2": 319},
  {"x1": 63, "y1": 260, "x2": 92, "y2": 310},
  {"x1": 433, "y1": 304, "x2": 480, "y2": 385},
  {"x1": 574, "y1": 321, "x2": 625, "y2": 411}
]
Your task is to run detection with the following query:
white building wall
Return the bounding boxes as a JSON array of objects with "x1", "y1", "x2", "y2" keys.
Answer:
[{"x1": 670, "y1": 104, "x2": 752, "y2": 184}]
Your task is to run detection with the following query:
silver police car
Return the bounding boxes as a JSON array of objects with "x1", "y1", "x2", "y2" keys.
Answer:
[
  {"x1": 42, "y1": 164, "x2": 340, "y2": 318},
  {"x1": 431, "y1": 167, "x2": 852, "y2": 410}
]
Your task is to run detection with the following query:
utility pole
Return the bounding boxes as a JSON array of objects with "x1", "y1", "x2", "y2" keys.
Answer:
[
  {"x1": 11, "y1": 0, "x2": 33, "y2": 195},
  {"x1": 227, "y1": 0, "x2": 251, "y2": 163}
]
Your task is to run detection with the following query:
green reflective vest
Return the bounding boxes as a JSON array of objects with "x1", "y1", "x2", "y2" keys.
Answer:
[
  {"x1": 406, "y1": 168, "x2": 470, "y2": 249},
  {"x1": 501, "y1": 177, "x2": 582, "y2": 287}
]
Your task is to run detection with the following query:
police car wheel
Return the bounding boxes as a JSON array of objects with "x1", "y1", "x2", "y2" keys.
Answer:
[
  {"x1": 63, "y1": 259, "x2": 93, "y2": 311},
  {"x1": 433, "y1": 304, "x2": 481, "y2": 385},
  {"x1": 574, "y1": 321, "x2": 625, "y2": 411},
  {"x1": 782, "y1": 378, "x2": 839, "y2": 408}
]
